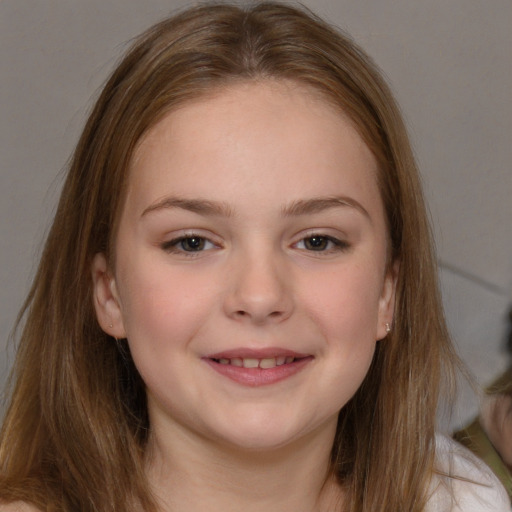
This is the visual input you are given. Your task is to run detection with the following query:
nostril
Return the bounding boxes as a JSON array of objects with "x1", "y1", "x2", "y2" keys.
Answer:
[{"x1": 235, "y1": 310, "x2": 283, "y2": 318}]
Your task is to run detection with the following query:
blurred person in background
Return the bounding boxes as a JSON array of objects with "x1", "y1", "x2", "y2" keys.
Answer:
[{"x1": 454, "y1": 307, "x2": 512, "y2": 501}]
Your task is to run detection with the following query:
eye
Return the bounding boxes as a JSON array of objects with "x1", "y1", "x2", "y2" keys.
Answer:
[
  {"x1": 162, "y1": 235, "x2": 217, "y2": 254},
  {"x1": 295, "y1": 235, "x2": 349, "y2": 252}
]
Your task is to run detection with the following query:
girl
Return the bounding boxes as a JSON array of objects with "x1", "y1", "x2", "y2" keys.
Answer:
[{"x1": 0, "y1": 2, "x2": 509, "y2": 511}]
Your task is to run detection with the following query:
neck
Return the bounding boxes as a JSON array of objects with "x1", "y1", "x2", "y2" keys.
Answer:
[{"x1": 145, "y1": 420, "x2": 343, "y2": 512}]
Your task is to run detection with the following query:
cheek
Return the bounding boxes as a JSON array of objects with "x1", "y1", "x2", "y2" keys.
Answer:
[
  {"x1": 117, "y1": 261, "x2": 218, "y2": 349},
  {"x1": 301, "y1": 263, "x2": 384, "y2": 341},
  {"x1": 116, "y1": 264, "x2": 219, "y2": 402},
  {"x1": 298, "y1": 265, "x2": 382, "y2": 399}
]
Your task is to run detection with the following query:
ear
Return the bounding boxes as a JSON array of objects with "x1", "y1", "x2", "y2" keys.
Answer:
[
  {"x1": 91, "y1": 253, "x2": 127, "y2": 339},
  {"x1": 376, "y1": 260, "x2": 399, "y2": 340}
]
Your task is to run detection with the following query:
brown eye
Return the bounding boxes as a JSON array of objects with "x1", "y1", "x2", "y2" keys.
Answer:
[
  {"x1": 304, "y1": 236, "x2": 330, "y2": 251},
  {"x1": 162, "y1": 235, "x2": 216, "y2": 254},
  {"x1": 179, "y1": 237, "x2": 206, "y2": 251},
  {"x1": 294, "y1": 234, "x2": 349, "y2": 253}
]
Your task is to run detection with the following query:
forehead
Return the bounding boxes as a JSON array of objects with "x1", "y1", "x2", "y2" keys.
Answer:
[
  {"x1": 126, "y1": 79, "x2": 380, "y2": 215},
  {"x1": 133, "y1": 79, "x2": 371, "y2": 160}
]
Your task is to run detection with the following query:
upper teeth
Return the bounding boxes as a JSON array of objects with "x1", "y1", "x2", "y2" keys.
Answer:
[{"x1": 216, "y1": 356, "x2": 295, "y2": 369}]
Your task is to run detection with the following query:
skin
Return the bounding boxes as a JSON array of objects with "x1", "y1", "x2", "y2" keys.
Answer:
[
  {"x1": 482, "y1": 394, "x2": 512, "y2": 471},
  {"x1": 93, "y1": 80, "x2": 397, "y2": 511}
]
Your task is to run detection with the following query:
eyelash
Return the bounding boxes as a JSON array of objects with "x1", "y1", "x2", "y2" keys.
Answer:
[
  {"x1": 161, "y1": 234, "x2": 218, "y2": 255},
  {"x1": 294, "y1": 234, "x2": 350, "y2": 253},
  {"x1": 161, "y1": 233, "x2": 349, "y2": 256}
]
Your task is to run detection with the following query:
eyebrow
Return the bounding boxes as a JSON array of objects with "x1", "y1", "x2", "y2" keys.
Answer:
[
  {"x1": 141, "y1": 195, "x2": 370, "y2": 220},
  {"x1": 141, "y1": 197, "x2": 234, "y2": 218},
  {"x1": 281, "y1": 196, "x2": 371, "y2": 220}
]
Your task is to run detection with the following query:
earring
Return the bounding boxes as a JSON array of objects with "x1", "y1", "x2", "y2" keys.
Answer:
[
  {"x1": 385, "y1": 322, "x2": 391, "y2": 333},
  {"x1": 109, "y1": 323, "x2": 113, "y2": 328}
]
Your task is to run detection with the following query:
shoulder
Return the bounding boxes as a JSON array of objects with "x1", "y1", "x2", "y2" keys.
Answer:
[
  {"x1": 425, "y1": 434, "x2": 511, "y2": 511},
  {"x1": 0, "y1": 503, "x2": 41, "y2": 512}
]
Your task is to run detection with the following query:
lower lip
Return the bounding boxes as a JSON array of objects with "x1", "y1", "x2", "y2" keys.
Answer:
[{"x1": 203, "y1": 357, "x2": 313, "y2": 387}]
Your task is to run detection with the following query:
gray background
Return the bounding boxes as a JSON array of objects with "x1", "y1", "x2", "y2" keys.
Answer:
[{"x1": 1, "y1": 0, "x2": 511, "y2": 430}]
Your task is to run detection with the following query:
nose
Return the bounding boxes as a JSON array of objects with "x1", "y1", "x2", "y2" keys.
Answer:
[{"x1": 223, "y1": 250, "x2": 294, "y2": 325}]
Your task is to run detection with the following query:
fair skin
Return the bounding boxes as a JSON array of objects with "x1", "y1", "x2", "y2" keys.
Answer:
[{"x1": 92, "y1": 80, "x2": 396, "y2": 511}]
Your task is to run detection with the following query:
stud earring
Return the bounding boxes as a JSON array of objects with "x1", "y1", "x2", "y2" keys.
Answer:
[
  {"x1": 385, "y1": 322, "x2": 391, "y2": 333},
  {"x1": 109, "y1": 323, "x2": 113, "y2": 328}
]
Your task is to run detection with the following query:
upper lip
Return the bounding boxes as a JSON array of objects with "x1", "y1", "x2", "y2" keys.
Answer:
[{"x1": 205, "y1": 347, "x2": 311, "y2": 360}]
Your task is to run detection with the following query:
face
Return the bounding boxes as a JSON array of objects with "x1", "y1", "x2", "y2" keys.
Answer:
[
  {"x1": 93, "y1": 80, "x2": 396, "y2": 452},
  {"x1": 486, "y1": 394, "x2": 512, "y2": 470}
]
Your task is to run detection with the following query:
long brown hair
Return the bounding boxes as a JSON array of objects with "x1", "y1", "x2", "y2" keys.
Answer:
[{"x1": 0, "y1": 3, "x2": 457, "y2": 510}]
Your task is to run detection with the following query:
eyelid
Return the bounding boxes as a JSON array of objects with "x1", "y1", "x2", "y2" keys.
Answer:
[
  {"x1": 161, "y1": 231, "x2": 221, "y2": 255},
  {"x1": 291, "y1": 231, "x2": 350, "y2": 253}
]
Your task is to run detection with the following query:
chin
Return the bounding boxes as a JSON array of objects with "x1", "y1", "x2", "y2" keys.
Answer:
[
  {"x1": 215, "y1": 429, "x2": 303, "y2": 453},
  {"x1": 205, "y1": 409, "x2": 336, "y2": 455}
]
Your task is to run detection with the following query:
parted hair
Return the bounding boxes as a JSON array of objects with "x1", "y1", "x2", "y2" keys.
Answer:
[{"x1": 0, "y1": 2, "x2": 457, "y2": 511}]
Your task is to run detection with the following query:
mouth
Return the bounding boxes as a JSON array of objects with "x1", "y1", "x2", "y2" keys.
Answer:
[
  {"x1": 203, "y1": 350, "x2": 313, "y2": 387},
  {"x1": 211, "y1": 355, "x2": 302, "y2": 369}
]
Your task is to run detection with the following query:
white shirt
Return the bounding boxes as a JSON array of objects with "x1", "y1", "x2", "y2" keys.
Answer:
[{"x1": 426, "y1": 435, "x2": 511, "y2": 511}]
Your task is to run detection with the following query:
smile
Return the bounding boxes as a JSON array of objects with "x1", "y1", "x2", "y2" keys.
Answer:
[
  {"x1": 204, "y1": 350, "x2": 313, "y2": 387},
  {"x1": 212, "y1": 356, "x2": 296, "y2": 369}
]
